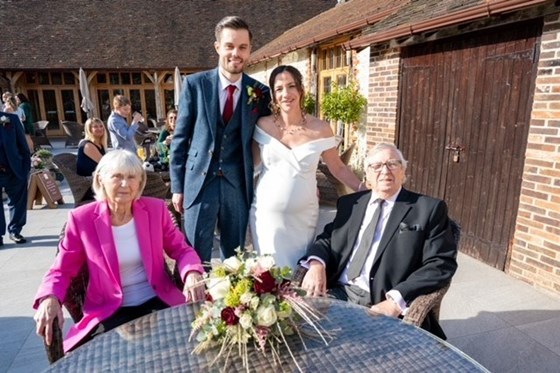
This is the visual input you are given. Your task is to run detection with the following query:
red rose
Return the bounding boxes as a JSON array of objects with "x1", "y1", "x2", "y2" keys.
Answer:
[
  {"x1": 254, "y1": 271, "x2": 277, "y2": 295},
  {"x1": 221, "y1": 307, "x2": 239, "y2": 325}
]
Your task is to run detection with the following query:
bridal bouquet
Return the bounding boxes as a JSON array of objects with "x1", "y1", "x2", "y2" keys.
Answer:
[{"x1": 190, "y1": 250, "x2": 329, "y2": 372}]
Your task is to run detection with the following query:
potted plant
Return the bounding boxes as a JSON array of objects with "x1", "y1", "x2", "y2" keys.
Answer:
[
  {"x1": 320, "y1": 81, "x2": 367, "y2": 139},
  {"x1": 320, "y1": 81, "x2": 368, "y2": 192}
]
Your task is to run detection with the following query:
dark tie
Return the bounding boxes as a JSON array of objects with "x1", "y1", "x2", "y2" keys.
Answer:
[
  {"x1": 347, "y1": 199, "x2": 384, "y2": 281},
  {"x1": 222, "y1": 85, "x2": 236, "y2": 123}
]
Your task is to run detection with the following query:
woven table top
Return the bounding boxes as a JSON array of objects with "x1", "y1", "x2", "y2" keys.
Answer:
[{"x1": 46, "y1": 298, "x2": 487, "y2": 372}]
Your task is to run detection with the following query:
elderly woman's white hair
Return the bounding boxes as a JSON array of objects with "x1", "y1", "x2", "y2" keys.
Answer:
[
  {"x1": 365, "y1": 143, "x2": 408, "y2": 174},
  {"x1": 92, "y1": 150, "x2": 147, "y2": 201}
]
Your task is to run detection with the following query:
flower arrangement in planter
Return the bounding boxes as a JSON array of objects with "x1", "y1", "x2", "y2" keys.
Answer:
[{"x1": 31, "y1": 149, "x2": 53, "y2": 170}]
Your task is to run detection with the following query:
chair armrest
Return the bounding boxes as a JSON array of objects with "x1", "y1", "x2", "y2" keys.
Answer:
[
  {"x1": 403, "y1": 283, "x2": 450, "y2": 327},
  {"x1": 43, "y1": 316, "x2": 64, "y2": 364}
]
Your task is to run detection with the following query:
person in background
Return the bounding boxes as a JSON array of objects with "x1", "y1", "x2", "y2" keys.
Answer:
[
  {"x1": 300, "y1": 143, "x2": 458, "y2": 339},
  {"x1": 157, "y1": 109, "x2": 177, "y2": 162},
  {"x1": 3, "y1": 95, "x2": 26, "y2": 124},
  {"x1": 158, "y1": 109, "x2": 177, "y2": 147},
  {"x1": 170, "y1": 16, "x2": 271, "y2": 264},
  {"x1": 249, "y1": 65, "x2": 363, "y2": 269},
  {"x1": 107, "y1": 95, "x2": 143, "y2": 153},
  {"x1": 15, "y1": 93, "x2": 35, "y2": 136},
  {"x1": 77, "y1": 117, "x2": 108, "y2": 177},
  {"x1": 0, "y1": 110, "x2": 31, "y2": 245},
  {"x1": 33, "y1": 150, "x2": 205, "y2": 353},
  {"x1": 2, "y1": 92, "x2": 13, "y2": 111}
]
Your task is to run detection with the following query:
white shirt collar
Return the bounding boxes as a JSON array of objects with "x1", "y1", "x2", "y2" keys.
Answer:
[
  {"x1": 368, "y1": 187, "x2": 402, "y2": 206},
  {"x1": 218, "y1": 71, "x2": 242, "y2": 92}
]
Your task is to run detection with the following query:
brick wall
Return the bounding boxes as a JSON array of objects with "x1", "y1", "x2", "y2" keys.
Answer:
[
  {"x1": 509, "y1": 14, "x2": 560, "y2": 294},
  {"x1": 366, "y1": 43, "x2": 400, "y2": 146}
]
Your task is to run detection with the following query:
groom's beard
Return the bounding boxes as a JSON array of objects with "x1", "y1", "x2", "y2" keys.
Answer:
[{"x1": 223, "y1": 58, "x2": 245, "y2": 75}]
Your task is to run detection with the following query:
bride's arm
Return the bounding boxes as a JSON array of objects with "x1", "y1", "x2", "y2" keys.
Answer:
[{"x1": 322, "y1": 148, "x2": 364, "y2": 192}]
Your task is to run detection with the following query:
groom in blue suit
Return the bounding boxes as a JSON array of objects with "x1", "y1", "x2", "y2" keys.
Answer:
[
  {"x1": 170, "y1": 16, "x2": 271, "y2": 263},
  {"x1": 0, "y1": 111, "x2": 31, "y2": 245}
]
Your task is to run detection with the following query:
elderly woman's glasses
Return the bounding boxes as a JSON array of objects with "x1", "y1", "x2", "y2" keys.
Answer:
[{"x1": 367, "y1": 159, "x2": 402, "y2": 172}]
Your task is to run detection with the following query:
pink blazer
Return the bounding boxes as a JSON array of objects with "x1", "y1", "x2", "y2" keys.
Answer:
[{"x1": 33, "y1": 197, "x2": 203, "y2": 352}]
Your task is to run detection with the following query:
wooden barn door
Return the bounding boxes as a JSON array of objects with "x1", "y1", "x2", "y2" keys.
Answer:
[{"x1": 397, "y1": 20, "x2": 542, "y2": 270}]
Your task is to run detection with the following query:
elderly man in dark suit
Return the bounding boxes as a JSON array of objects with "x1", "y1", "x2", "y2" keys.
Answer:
[
  {"x1": 301, "y1": 143, "x2": 457, "y2": 338},
  {"x1": 0, "y1": 111, "x2": 31, "y2": 245},
  {"x1": 170, "y1": 16, "x2": 271, "y2": 263}
]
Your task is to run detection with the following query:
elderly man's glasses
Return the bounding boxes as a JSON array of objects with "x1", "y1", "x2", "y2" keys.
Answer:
[{"x1": 367, "y1": 159, "x2": 402, "y2": 172}]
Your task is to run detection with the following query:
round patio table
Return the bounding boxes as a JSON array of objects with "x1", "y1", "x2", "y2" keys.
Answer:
[{"x1": 46, "y1": 298, "x2": 488, "y2": 372}]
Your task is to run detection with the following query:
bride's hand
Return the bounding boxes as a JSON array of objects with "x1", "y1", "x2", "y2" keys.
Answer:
[{"x1": 301, "y1": 260, "x2": 327, "y2": 297}]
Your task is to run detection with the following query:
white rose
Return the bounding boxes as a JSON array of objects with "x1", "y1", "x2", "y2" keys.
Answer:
[
  {"x1": 257, "y1": 255, "x2": 275, "y2": 271},
  {"x1": 243, "y1": 258, "x2": 257, "y2": 274},
  {"x1": 256, "y1": 305, "x2": 277, "y2": 327},
  {"x1": 240, "y1": 292, "x2": 253, "y2": 305},
  {"x1": 250, "y1": 296, "x2": 260, "y2": 310},
  {"x1": 207, "y1": 276, "x2": 231, "y2": 300},
  {"x1": 239, "y1": 313, "x2": 253, "y2": 329},
  {"x1": 223, "y1": 256, "x2": 242, "y2": 272}
]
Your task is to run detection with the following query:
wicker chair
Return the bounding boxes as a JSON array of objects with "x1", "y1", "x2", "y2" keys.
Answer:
[
  {"x1": 43, "y1": 214, "x2": 184, "y2": 364},
  {"x1": 60, "y1": 121, "x2": 84, "y2": 148},
  {"x1": 291, "y1": 219, "x2": 461, "y2": 330},
  {"x1": 142, "y1": 172, "x2": 170, "y2": 199},
  {"x1": 31, "y1": 121, "x2": 53, "y2": 149},
  {"x1": 52, "y1": 153, "x2": 94, "y2": 207},
  {"x1": 317, "y1": 142, "x2": 356, "y2": 205}
]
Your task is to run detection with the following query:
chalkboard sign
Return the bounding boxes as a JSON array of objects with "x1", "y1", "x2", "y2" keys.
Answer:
[{"x1": 27, "y1": 170, "x2": 64, "y2": 209}]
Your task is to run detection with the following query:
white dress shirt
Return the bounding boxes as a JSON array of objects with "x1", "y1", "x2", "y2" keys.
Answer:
[{"x1": 218, "y1": 72, "x2": 242, "y2": 115}]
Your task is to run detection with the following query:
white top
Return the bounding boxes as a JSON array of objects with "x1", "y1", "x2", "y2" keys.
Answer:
[{"x1": 112, "y1": 219, "x2": 156, "y2": 306}]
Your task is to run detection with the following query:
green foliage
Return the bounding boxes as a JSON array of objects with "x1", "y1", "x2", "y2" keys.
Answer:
[
  {"x1": 321, "y1": 81, "x2": 367, "y2": 125},
  {"x1": 35, "y1": 148, "x2": 53, "y2": 160},
  {"x1": 303, "y1": 93, "x2": 316, "y2": 115}
]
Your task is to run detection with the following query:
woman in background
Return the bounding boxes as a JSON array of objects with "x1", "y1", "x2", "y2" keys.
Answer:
[
  {"x1": 16, "y1": 93, "x2": 35, "y2": 136},
  {"x1": 77, "y1": 117, "x2": 108, "y2": 177}
]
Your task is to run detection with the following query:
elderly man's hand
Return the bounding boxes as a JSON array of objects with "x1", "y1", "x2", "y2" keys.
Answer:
[
  {"x1": 34, "y1": 295, "x2": 64, "y2": 346},
  {"x1": 183, "y1": 271, "x2": 205, "y2": 303},
  {"x1": 369, "y1": 299, "x2": 402, "y2": 318},
  {"x1": 301, "y1": 260, "x2": 327, "y2": 297}
]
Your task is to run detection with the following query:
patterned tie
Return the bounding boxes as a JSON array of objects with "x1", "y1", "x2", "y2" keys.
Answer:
[
  {"x1": 222, "y1": 85, "x2": 236, "y2": 124},
  {"x1": 347, "y1": 199, "x2": 384, "y2": 281}
]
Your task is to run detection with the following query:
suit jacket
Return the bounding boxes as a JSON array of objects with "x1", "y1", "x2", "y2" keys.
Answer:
[
  {"x1": 33, "y1": 197, "x2": 204, "y2": 352},
  {"x1": 170, "y1": 68, "x2": 271, "y2": 208},
  {"x1": 0, "y1": 111, "x2": 31, "y2": 179},
  {"x1": 306, "y1": 188, "x2": 457, "y2": 338}
]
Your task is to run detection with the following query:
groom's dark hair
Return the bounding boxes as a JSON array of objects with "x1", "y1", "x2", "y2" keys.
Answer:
[{"x1": 215, "y1": 16, "x2": 252, "y2": 42}]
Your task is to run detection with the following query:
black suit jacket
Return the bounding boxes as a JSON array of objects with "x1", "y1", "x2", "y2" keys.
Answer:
[
  {"x1": 0, "y1": 111, "x2": 31, "y2": 180},
  {"x1": 306, "y1": 188, "x2": 457, "y2": 338}
]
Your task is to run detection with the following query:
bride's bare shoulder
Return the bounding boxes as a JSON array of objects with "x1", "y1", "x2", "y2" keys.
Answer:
[
  {"x1": 306, "y1": 115, "x2": 334, "y2": 137},
  {"x1": 256, "y1": 115, "x2": 276, "y2": 131}
]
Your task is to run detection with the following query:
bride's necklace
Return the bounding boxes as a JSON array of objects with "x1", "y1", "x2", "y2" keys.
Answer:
[{"x1": 275, "y1": 114, "x2": 307, "y2": 135}]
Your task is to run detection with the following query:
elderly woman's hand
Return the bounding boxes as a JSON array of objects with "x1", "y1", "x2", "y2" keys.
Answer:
[
  {"x1": 34, "y1": 295, "x2": 64, "y2": 346},
  {"x1": 183, "y1": 271, "x2": 205, "y2": 303}
]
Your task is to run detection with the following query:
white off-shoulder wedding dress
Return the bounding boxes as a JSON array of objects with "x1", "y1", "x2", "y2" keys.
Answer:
[{"x1": 249, "y1": 126, "x2": 336, "y2": 269}]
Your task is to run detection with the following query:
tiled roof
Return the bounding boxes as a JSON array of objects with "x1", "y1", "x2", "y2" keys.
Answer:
[
  {"x1": 249, "y1": 0, "x2": 407, "y2": 64},
  {"x1": 0, "y1": 0, "x2": 336, "y2": 70},
  {"x1": 251, "y1": 0, "x2": 553, "y2": 62}
]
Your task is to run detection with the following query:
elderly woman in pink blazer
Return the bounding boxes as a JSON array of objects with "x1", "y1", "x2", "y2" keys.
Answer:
[{"x1": 33, "y1": 150, "x2": 205, "y2": 353}]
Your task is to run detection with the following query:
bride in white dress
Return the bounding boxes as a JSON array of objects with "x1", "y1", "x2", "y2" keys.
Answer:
[{"x1": 249, "y1": 66, "x2": 364, "y2": 269}]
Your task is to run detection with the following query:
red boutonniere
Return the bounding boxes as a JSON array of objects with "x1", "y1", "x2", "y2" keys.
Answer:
[{"x1": 247, "y1": 84, "x2": 264, "y2": 106}]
